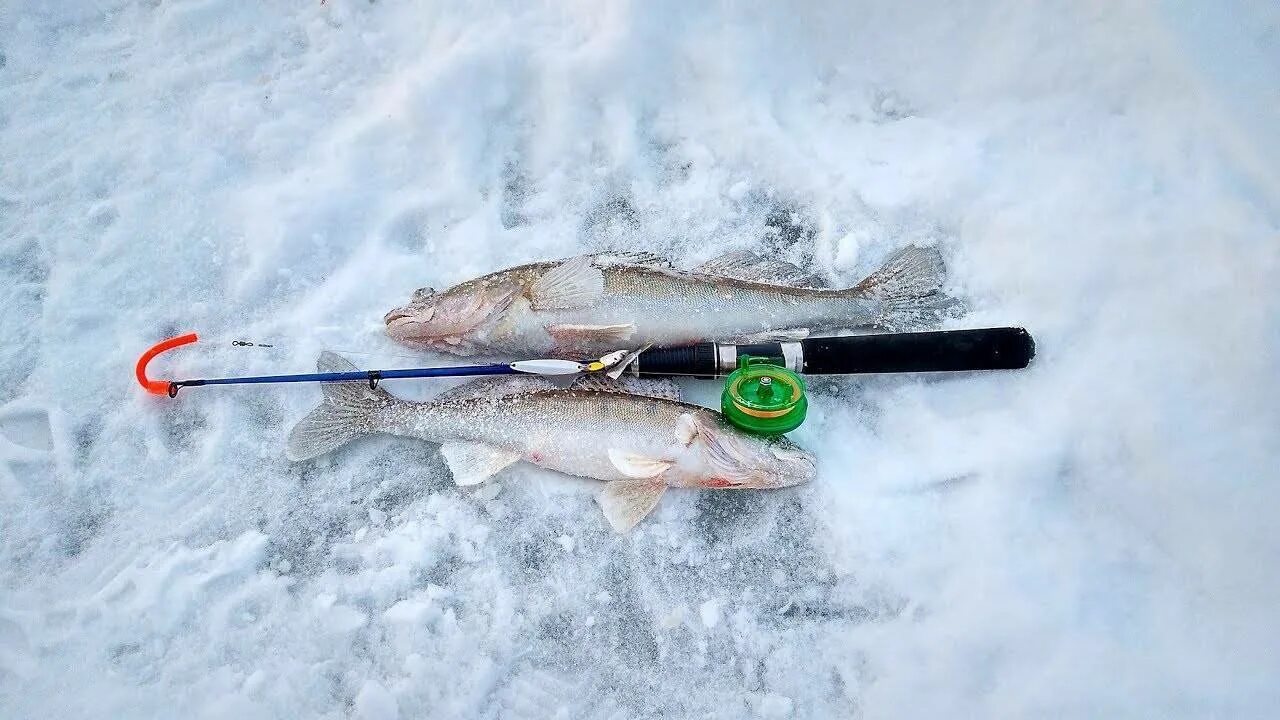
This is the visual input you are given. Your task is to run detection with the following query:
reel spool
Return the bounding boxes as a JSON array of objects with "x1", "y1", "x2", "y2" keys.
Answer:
[{"x1": 721, "y1": 356, "x2": 808, "y2": 436}]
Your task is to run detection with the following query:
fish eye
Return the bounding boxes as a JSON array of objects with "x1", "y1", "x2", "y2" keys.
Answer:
[{"x1": 412, "y1": 287, "x2": 438, "y2": 302}]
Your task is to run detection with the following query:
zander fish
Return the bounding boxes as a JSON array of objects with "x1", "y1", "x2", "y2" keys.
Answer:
[
  {"x1": 384, "y1": 246, "x2": 953, "y2": 357},
  {"x1": 287, "y1": 353, "x2": 816, "y2": 532}
]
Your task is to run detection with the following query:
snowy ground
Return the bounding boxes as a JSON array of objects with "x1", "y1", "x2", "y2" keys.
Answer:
[{"x1": 2, "y1": 1, "x2": 1278, "y2": 718}]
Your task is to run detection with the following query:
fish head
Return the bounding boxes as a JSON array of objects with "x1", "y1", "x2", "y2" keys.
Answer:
[
  {"x1": 671, "y1": 413, "x2": 817, "y2": 489},
  {"x1": 384, "y1": 279, "x2": 523, "y2": 355}
]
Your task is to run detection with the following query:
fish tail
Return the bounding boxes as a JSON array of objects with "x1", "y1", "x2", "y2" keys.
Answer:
[
  {"x1": 285, "y1": 352, "x2": 398, "y2": 461},
  {"x1": 842, "y1": 245, "x2": 960, "y2": 329}
]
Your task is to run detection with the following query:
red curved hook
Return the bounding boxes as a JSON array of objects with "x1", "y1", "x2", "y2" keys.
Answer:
[{"x1": 136, "y1": 333, "x2": 199, "y2": 395}]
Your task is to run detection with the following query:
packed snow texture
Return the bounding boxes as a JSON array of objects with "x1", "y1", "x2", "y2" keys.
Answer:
[{"x1": 2, "y1": 1, "x2": 1278, "y2": 718}]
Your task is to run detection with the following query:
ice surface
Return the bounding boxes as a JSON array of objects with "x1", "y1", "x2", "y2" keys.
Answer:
[{"x1": 2, "y1": 0, "x2": 1278, "y2": 717}]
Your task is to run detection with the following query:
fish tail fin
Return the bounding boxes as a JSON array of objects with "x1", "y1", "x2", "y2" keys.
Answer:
[
  {"x1": 843, "y1": 245, "x2": 961, "y2": 329},
  {"x1": 285, "y1": 352, "x2": 398, "y2": 461}
]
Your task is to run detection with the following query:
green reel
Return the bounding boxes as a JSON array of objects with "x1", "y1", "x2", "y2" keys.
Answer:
[{"x1": 721, "y1": 356, "x2": 808, "y2": 436}]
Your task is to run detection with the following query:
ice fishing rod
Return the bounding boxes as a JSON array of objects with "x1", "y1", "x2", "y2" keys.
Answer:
[
  {"x1": 138, "y1": 327, "x2": 1032, "y2": 395},
  {"x1": 137, "y1": 327, "x2": 1032, "y2": 435}
]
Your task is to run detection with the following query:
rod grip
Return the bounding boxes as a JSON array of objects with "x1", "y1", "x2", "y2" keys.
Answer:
[
  {"x1": 799, "y1": 327, "x2": 1034, "y2": 374},
  {"x1": 634, "y1": 343, "x2": 718, "y2": 377}
]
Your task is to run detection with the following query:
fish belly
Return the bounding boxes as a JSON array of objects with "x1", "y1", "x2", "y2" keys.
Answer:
[
  {"x1": 400, "y1": 395, "x2": 681, "y2": 484},
  {"x1": 512, "y1": 420, "x2": 675, "y2": 483}
]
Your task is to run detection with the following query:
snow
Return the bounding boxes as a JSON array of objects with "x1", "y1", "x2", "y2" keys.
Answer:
[
  {"x1": 755, "y1": 692, "x2": 795, "y2": 719},
  {"x1": 1, "y1": 0, "x2": 1278, "y2": 718},
  {"x1": 699, "y1": 598, "x2": 722, "y2": 629},
  {"x1": 354, "y1": 680, "x2": 399, "y2": 720}
]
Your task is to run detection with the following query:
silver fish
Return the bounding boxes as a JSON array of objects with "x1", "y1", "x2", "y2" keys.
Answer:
[
  {"x1": 384, "y1": 246, "x2": 951, "y2": 357},
  {"x1": 286, "y1": 353, "x2": 816, "y2": 532}
]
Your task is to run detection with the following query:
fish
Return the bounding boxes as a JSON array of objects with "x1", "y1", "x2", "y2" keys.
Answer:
[
  {"x1": 286, "y1": 353, "x2": 817, "y2": 532},
  {"x1": 384, "y1": 246, "x2": 953, "y2": 357}
]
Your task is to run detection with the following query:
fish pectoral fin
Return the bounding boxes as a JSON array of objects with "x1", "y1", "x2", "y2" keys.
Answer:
[
  {"x1": 597, "y1": 478, "x2": 667, "y2": 533},
  {"x1": 694, "y1": 250, "x2": 827, "y2": 288},
  {"x1": 676, "y1": 413, "x2": 700, "y2": 446},
  {"x1": 440, "y1": 442, "x2": 522, "y2": 486},
  {"x1": 546, "y1": 323, "x2": 636, "y2": 346},
  {"x1": 528, "y1": 255, "x2": 605, "y2": 310},
  {"x1": 607, "y1": 448, "x2": 674, "y2": 478}
]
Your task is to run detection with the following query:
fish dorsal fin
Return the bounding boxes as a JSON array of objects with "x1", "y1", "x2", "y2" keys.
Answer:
[
  {"x1": 574, "y1": 376, "x2": 681, "y2": 401},
  {"x1": 694, "y1": 250, "x2": 826, "y2": 288},
  {"x1": 597, "y1": 478, "x2": 667, "y2": 533},
  {"x1": 528, "y1": 255, "x2": 605, "y2": 310},
  {"x1": 440, "y1": 441, "x2": 521, "y2": 486},
  {"x1": 590, "y1": 251, "x2": 674, "y2": 269},
  {"x1": 607, "y1": 449, "x2": 675, "y2": 479}
]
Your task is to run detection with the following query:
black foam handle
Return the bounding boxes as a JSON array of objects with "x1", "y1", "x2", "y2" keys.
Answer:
[
  {"x1": 633, "y1": 343, "x2": 718, "y2": 377},
  {"x1": 799, "y1": 327, "x2": 1034, "y2": 374}
]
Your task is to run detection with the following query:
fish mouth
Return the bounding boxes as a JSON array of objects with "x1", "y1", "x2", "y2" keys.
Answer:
[
  {"x1": 783, "y1": 456, "x2": 818, "y2": 486},
  {"x1": 385, "y1": 312, "x2": 454, "y2": 349},
  {"x1": 383, "y1": 307, "x2": 412, "y2": 324},
  {"x1": 384, "y1": 303, "x2": 434, "y2": 325},
  {"x1": 769, "y1": 445, "x2": 818, "y2": 486}
]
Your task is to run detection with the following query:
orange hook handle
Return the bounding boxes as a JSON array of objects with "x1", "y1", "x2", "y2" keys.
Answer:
[{"x1": 136, "y1": 333, "x2": 199, "y2": 395}]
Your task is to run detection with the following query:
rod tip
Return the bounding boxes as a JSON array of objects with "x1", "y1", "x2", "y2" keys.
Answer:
[{"x1": 136, "y1": 333, "x2": 198, "y2": 395}]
